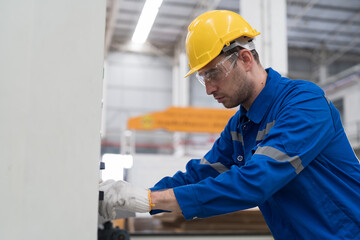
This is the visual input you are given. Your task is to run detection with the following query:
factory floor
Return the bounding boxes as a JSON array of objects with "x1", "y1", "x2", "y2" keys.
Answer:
[{"x1": 131, "y1": 235, "x2": 273, "y2": 240}]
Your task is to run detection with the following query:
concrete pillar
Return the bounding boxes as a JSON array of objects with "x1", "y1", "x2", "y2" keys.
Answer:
[
  {"x1": 172, "y1": 50, "x2": 189, "y2": 107},
  {"x1": 121, "y1": 130, "x2": 135, "y2": 155},
  {"x1": 240, "y1": 0, "x2": 288, "y2": 76},
  {"x1": 319, "y1": 65, "x2": 328, "y2": 84},
  {"x1": 172, "y1": 49, "x2": 189, "y2": 156},
  {"x1": 319, "y1": 43, "x2": 328, "y2": 84}
]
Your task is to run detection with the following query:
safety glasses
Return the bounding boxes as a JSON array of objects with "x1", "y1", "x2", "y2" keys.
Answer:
[{"x1": 196, "y1": 52, "x2": 238, "y2": 86}]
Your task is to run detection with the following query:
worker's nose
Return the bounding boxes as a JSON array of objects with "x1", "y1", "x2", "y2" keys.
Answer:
[{"x1": 205, "y1": 82, "x2": 217, "y2": 95}]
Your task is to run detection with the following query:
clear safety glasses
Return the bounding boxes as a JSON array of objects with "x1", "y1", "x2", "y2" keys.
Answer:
[{"x1": 196, "y1": 52, "x2": 238, "y2": 86}]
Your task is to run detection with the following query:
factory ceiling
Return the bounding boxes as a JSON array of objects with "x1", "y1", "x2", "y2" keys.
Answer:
[{"x1": 104, "y1": 0, "x2": 360, "y2": 82}]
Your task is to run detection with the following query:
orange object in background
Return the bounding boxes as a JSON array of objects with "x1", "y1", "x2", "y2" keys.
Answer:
[{"x1": 127, "y1": 106, "x2": 236, "y2": 133}]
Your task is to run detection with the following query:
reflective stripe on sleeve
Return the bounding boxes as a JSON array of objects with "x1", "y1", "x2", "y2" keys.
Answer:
[
  {"x1": 200, "y1": 157, "x2": 229, "y2": 173},
  {"x1": 231, "y1": 131, "x2": 244, "y2": 145},
  {"x1": 255, "y1": 146, "x2": 304, "y2": 174},
  {"x1": 256, "y1": 120, "x2": 275, "y2": 141}
]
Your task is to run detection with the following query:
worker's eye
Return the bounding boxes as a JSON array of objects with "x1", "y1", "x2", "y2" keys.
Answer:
[{"x1": 205, "y1": 69, "x2": 221, "y2": 82}]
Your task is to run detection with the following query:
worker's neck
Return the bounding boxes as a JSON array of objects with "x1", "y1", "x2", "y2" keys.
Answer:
[{"x1": 243, "y1": 64, "x2": 268, "y2": 111}]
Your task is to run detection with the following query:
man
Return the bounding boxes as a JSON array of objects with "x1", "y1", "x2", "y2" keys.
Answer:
[{"x1": 99, "y1": 10, "x2": 360, "y2": 239}]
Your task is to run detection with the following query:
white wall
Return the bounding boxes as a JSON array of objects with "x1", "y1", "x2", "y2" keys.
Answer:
[
  {"x1": 325, "y1": 80, "x2": 360, "y2": 148},
  {"x1": 104, "y1": 52, "x2": 173, "y2": 143},
  {"x1": 0, "y1": 1, "x2": 105, "y2": 239}
]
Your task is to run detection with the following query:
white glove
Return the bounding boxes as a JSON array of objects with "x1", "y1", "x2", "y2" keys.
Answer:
[{"x1": 99, "y1": 179, "x2": 150, "y2": 220}]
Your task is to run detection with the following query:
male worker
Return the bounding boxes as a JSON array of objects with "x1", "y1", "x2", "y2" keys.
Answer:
[{"x1": 99, "y1": 10, "x2": 360, "y2": 239}]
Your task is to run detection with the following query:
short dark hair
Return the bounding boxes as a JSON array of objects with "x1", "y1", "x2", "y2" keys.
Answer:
[{"x1": 221, "y1": 43, "x2": 260, "y2": 64}]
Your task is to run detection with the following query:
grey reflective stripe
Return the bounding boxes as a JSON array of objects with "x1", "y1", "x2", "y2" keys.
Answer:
[
  {"x1": 200, "y1": 157, "x2": 229, "y2": 173},
  {"x1": 256, "y1": 120, "x2": 275, "y2": 141},
  {"x1": 255, "y1": 146, "x2": 304, "y2": 174},
  {"x1": 231, "y1": 131, "x2": 244, "y2": 145}
]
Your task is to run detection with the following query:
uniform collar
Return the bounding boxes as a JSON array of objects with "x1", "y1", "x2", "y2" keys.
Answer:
[{"x1": 239, "y1": 68, "x2": 281, "y2": 124}]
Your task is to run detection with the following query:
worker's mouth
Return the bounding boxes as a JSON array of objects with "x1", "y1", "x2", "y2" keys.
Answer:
[{"x1": 215, "y1": 97, "x2": 224, "y2": 103}]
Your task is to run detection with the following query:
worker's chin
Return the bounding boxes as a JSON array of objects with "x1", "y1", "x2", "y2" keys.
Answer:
[{"x1": 222, "y1": 101, "x2": 238, "y2": 109}]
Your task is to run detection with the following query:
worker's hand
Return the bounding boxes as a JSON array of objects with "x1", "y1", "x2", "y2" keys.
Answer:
[{"x1": 98, "y1": 179, "x2": 150, "y2": 220}]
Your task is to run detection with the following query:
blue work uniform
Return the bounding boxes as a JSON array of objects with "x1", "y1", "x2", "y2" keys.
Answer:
[{"x1": 151, "y1": 68, "x2": 360, "y2": 239}]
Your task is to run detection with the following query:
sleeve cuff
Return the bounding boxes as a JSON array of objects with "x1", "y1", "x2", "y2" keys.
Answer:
[{"x1": 173, "y1": 184, "x2": 202, "y2": 220}]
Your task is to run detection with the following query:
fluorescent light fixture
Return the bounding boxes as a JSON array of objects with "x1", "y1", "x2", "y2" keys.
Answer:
[
  {"x1": 132, "y1": 0, "x2": 163, "y2": 44},
  {"x1": 101, "y1": 154, "x2": 134, "y2": 181}
]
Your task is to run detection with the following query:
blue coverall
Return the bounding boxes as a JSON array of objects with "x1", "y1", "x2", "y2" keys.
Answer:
[{"x1": 151, "y1": 68, "x2": 360, "y2": 239}]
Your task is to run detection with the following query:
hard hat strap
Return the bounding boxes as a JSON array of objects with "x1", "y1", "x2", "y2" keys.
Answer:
[{"x1": 222, "y1": 37, "x2": 256, "y2": 52}]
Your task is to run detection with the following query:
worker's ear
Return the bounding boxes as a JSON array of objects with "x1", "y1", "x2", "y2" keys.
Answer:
[{"x1": 238, "y1": 49, "x2": 253, "y2": 72}]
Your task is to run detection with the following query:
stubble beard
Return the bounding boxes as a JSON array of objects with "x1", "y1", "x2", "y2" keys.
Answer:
[{"x1": 222, "y1": 70, "x2": 253, "y2": 109}]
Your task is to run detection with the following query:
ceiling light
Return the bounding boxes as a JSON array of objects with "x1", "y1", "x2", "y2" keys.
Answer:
[{"x1": 132, "y1": 0, "x2": 163, "y2": 44}]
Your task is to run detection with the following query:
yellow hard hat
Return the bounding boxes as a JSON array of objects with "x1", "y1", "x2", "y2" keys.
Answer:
[{"x1": 184, "y1": 10, "x2": 260, "y2": 78}]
